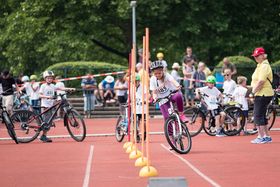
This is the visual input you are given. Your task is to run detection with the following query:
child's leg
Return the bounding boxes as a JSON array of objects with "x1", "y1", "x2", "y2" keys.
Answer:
[{"x1": 159, "y1": 103, "x2": 171, "y2": 121}]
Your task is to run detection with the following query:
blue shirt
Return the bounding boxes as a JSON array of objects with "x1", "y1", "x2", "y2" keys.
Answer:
[
  {"x1": 81, "y1": 78, "x2": 96, "y2": 95},
  {"x1": 102, "y1": 80, "x2": 115, "y2": 93}
]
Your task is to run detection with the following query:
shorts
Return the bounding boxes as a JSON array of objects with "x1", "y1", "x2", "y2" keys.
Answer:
[
  {"x1": 118, "y1": 96, "x2": 127, "y2": 104},
  {"x1": 209, "y1": 107, "x2": 222, "y2": 117},
  {"x1": 254, "y1": 96, "x2": 272, "y2": 126},
  {"x1": 242, "y1": 110, "x2": 248, "y2": 118}
]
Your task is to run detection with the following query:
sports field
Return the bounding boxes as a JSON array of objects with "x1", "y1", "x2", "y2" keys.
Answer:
[{"x1": 0, "y1": 118, "x2": 279, "y2": 187}]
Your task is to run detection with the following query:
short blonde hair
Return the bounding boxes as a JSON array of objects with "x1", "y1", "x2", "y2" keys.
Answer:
[{"x1": 237, "y1": 76, "x2": 247, "y2": 84}]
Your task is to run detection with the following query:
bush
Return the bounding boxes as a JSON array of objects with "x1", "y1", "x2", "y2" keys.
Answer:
[
  {"x1": 45, "y1": 61, "x2": 128, "y2": 89},
  {"x1": 271, "y1": 60, "x2": 280, "y2": 72},
  {"x1": 214, "y1": 56, "x2": 256, "y2": 82}
]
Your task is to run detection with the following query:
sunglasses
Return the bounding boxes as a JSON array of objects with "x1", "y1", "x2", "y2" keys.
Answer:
[{"x1": 224, "y1": 74, "x2": 230, "y2": 76}]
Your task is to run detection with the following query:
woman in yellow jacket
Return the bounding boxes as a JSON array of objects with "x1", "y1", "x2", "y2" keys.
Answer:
[{"x1": 250, "y1": 47, "x2": 274, "y2": 144}]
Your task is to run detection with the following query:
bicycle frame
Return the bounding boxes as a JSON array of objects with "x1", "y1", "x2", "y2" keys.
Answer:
[{"x1": 167, "y1": 101, "x2": 183, "y2": 138}]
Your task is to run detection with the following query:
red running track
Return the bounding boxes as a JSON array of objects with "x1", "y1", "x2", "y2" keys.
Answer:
[{"x1": 0, "y1": 117, "x2": 280, "y2": 187}]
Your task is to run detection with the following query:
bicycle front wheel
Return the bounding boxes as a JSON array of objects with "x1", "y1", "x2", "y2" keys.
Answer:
[
  {"x1": 184, "y1": 107, "x2": 204, "y2": 137},
  {"x1": 115, "y1": 116, "x2": 126, "y2": 142},
  {"x1": 11, "y1": 110, "x2": 41, "y2": 143},
  {"x1": 2, "y1": 112, "x2": 18, "y2": 144},
  {"x1": 65, "y1": 109, "x2": 86, "y2": 142},
  {"x1": 267, "y1": 105, "x2": 276, "y2": 130},
  {"x1": 164, "y1": 117, "x2": 192, "y2": 154}
]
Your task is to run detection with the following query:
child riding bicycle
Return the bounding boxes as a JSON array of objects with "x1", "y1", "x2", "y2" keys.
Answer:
[
  {"x1": 195, "y1": 75, "x2": 226, "y2": 137},
  {"x1": 150, "y1": 60, "x2": 188, "y2": 123},
  {"x1": 39, "y1": 70, "x2": 74, "y2": 143}
]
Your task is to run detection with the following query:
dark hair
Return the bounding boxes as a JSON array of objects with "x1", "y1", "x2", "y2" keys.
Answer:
[{"x1": 3, "y1": 70, "x2": 10, "y2": 77}]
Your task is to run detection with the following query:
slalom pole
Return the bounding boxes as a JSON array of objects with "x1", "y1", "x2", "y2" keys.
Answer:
[
  {"x1": 135, "y1": 36, "x2": 148, "y2": 167},
  {"x1": 128, "y1": 44, "x2": 142, "y2": 159},
  {"x1": 123, "y1": 53, "x2": 132, "y2": 149},
  {"x1": 139, "y1": 28, "x2": 158, "y2": 177}
]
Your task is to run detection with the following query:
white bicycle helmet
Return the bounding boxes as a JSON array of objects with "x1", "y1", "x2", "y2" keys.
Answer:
[
  {"x1": 43, "y1": 70, "x2": 55, "y2": 79},
  {"x1": 150, "y1": 60, "x2": 164, "y2": 71},
  {"x1": 21, "y1": 75, "x2": 30, "y2": 82}
]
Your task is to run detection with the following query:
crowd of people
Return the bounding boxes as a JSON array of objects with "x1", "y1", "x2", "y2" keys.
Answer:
[{"x1": 0, "y1": 46, "x2": 278, "y2": 144}]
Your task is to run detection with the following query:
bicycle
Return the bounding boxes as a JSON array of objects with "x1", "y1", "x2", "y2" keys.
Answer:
[
  {"x1": 0, "y1": 93, "x2": 18, "y2": 144},
  {"x1": 184, "y1": 92, "x2": 245, "y2": 136},
  {"x1": 115, "y1": 104, "x2": 146, "y2": 143},
  {"x1": 155, "y1": 90, "x2": 192, "y2": 154},
  {"x1": 10, "y1": 91, "x2": 86, "y2": 143}
]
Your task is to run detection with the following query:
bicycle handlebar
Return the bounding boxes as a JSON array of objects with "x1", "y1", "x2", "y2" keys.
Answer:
[{"x1": 154, "y1": 89, "x2": 179, "y2": 104}]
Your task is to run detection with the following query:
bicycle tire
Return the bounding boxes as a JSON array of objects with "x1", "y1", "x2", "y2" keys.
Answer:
[
  {"x1": 10, "y1": 110, "x2": 40, "y2": 143},
  {"x1": 2, "y1": 112, "x2": 18, "y2": 144},
  {"x1": 223, "y1": 106, "x2": 245, "y2": 136},
  {"x1": 164, "y1": 116, "x2": 192, "y2": 154},
  {"x1": 65, "y1": 109, "x2": 86, "y2": 142},
  {"x1": 115, "y1": 116, "x2": 126, "y2": 142},
  {"x1": 203, "y1": 115, "x2": 216, "y2": 136},
  {"x1": 267, "y1": 105, "x2": 276, "y2": 130},
  {"x1": 184, "y1": 107, "x2": 204, "y2": 137}
]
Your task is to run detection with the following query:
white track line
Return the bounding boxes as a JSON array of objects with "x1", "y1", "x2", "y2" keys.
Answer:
[
  {"x1": 83, "y1": 145, "x2": 94, "y2": 187},
  {"x1": 161, "y1": 144, "x2": 221, "y2": 187}
]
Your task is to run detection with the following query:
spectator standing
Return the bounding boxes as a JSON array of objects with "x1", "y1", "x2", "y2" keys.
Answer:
[
  {"x1": 81, "y1": 73, "x2": 97, "y2": 118},
  {"x1": 0, "y1": 70, "x2": 18, "y2": 114},
  {"x1": 199, "y1": 61, "x2": 212, "y2": 77},
  {"x1": 182, "y1": 57, "x2": 195, "y2": 107},
  {"x1": 250, "y1": 47, "x2": 273, "y2": 144},
  {"x1": 114, "y1": 74, "x2": 128, "y2": 115},
  {"x1": 170, "y1": 62, "x2": 182, "y2": 84},
  {"x1": 223, "y1": 69, "x2": 237, "y2": 103},
  {"x1": 182, "y1": 47, "x2": 198, "y2": 64},
  {"x1": 29, "y1": 75, "x2": 40, "y2": 115},
  {"x1": 193, "y1": 62, "x2": 206, "y2": 88},
  {"x1": 156, "y1": 52, "x2": 168, "y2": 71},
  {"x1": 55, "y1": 76, "x2": 66, "y2": 119},
  {"x1": 221, "y1": 57, "x2": 237, "y2": 76}
]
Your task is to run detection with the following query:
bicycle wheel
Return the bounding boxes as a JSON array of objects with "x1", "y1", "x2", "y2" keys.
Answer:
[
  {"x1": 267, "y1": 105, "x2": 276, "y2": 130},
  {"x1": 115, "y1": 116, "x2": 126, "y2": 142},
  {"x1": 223, "y1": 106, "x2": 245, "y2": 136},
  {"x1": 10, "y1": 110, "x2": 41, "y2": 143},
  {"x1": 2, "y1": 112, "x2": 18, "y2": 144},
  {"x1": 164, "y1": 116, "x2": 192, "y2": 154},
  {"x1": 184, "y1": 107, "x2": 204, "y2": 137},
  {"x1": 203, "y1": 115, "x2": 216, "y2": 136},
  {"x1": 65, "y1": 109, "x2": 86, "y2": 142}
]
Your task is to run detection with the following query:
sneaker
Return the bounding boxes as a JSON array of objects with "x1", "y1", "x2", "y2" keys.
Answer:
[
  {"x1": 40, "y1": 135, "x2": 53, "y2": 143},
  {"x1": 263, "y1": 136, "x2": 272, "y2": 143},
  {"x1": 251, "y1": 137, "x2": 265, "y2": 144},
  {"x1": 216, "y1": 130, "x2": 226, "y2": 137},
  {"x1": 180, "y1": 114, "x2": 189, "y2": 123}
]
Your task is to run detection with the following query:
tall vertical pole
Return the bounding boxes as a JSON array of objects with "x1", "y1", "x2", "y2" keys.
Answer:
[{"x1": 130, "y1": 1, "x2": 137, "y2": 46}]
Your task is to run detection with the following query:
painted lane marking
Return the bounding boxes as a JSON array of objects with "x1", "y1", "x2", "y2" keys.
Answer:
[
  {"x1": 161, "y1": 144, "x2": 221, "y2": 187},
  {"x1": 83, "y1": 145, "x2": 94, "y2": 187}
]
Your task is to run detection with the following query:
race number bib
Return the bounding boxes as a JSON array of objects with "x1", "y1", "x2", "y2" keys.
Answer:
[
  {"x1": 159, "y1": 98, "x2": 169, "y2": 106},
  {"x1": 206, "y1": 96, "x2": 218, "y2": 110}
]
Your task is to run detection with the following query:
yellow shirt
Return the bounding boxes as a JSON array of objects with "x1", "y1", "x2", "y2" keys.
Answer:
[{"x1": 251, "y1": 60, "x2": 273, "y2": 96}]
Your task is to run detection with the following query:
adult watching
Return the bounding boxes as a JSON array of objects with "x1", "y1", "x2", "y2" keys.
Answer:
[{"x1": 250, "y1": 47, "x2": 273, "y2": 144}]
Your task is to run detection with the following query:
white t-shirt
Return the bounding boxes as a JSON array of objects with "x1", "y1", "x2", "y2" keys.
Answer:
[
  {"x1": 55, "y1": 81, "x2": 66, "y2": 100},
  {"x1": 150, "y1": 73, "x2": 178, "y2": 99},
  {"x1": 30, "y1": 82, "x2": 40, "y2": 100},
  {"x1": 115, "y1": 80, "x2": 128, "y2": 96},
  {"x1": 232, "y1": 86, "x2": 248, "y2": 110},
  {"x1": 223, "y1": 79, "x2": 236, "y2": 103},
  {"x1": 198, "y1": 86, "x2": 221, "y2": 110},
  {"x1": 161, "y1": 60, "x2": 168, "y2": 68},
  {"x1": 170, "y1": 70, "x2": 181, "y2": 83},
  {"x1": 39, "y1": 83, "x2": 56, "y2": 107},
  {"x1": 136, "y1": 84, "x2": 147, "y2": 114},
  {"x1": 23, "y1": 82, "x2": 32, "y2": 97}
]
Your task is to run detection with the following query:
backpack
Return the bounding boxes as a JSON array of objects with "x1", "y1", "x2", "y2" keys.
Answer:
[{"x1": 267, "y1": 71, "x2": 280, "y2": 89}]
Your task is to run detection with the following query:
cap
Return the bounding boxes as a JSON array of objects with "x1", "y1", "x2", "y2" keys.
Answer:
[
  {"x1": 172, "y1": 62, "x2": 180, "y2": 69},
  {"x1": 105, "y1": 75, "x2": 114, "y2": 83},
  {"x1": 251, "y1": 47, "x2": 265, "y2": 57}
]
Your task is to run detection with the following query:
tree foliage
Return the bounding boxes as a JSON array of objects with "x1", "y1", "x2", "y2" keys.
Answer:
[{"x1": 0, "y1": 0, "x2": 279, "y2": 75}]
